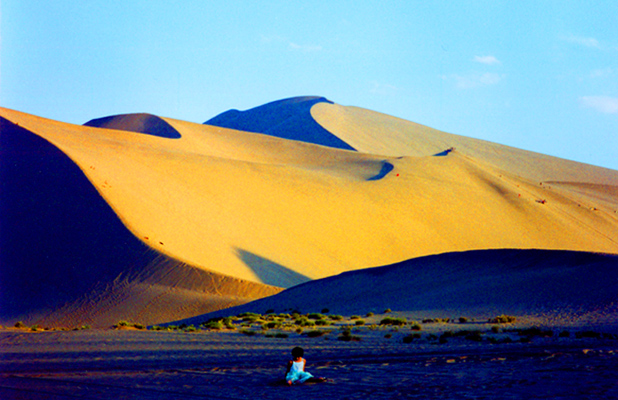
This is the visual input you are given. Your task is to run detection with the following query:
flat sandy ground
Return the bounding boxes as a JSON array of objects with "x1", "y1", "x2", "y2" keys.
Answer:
[{"x1": 2, "y1": 320, "x2": 617, "y2": 399}]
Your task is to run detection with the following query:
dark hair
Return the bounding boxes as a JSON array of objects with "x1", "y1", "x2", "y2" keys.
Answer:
[{"x1": 291, "y1": 346, "x2": 304, "y2": 358}]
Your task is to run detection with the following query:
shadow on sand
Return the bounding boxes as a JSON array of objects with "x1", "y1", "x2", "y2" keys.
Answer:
[{"x1": 236, "y1": 249, "x2": 311, "y2": 288}]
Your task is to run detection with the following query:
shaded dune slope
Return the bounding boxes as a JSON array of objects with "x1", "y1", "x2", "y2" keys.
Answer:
[
  {"x1": 179, "y1": 249, "x2": 618, "y2": 329},
  {"x1": 84, "y1": 113, "x2": 181, "y2": 139},
  {"x1": 0, "y1": 118, "x2": 279, "y2": 327},
  {"x1": 204, "y1": 96, "x2": 355, "y2": 150}
]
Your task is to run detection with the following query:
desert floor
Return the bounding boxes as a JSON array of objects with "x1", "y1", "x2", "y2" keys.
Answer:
[{"x1": 1, "y1": 317, "x2": 617, "y2": 399}]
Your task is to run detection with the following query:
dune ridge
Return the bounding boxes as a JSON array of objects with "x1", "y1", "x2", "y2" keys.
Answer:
[{"x1": 0, "y1": 116, "x2": 279, "y2": 327}]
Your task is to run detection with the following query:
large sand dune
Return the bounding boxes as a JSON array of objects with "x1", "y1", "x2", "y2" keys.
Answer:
[{"x1": 1, "y1": 96, "x2": 617, "y2": 327}]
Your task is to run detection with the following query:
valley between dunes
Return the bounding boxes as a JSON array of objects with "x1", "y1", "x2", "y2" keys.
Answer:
[{"x1": 1, "y1": 97, "x2": 617, "y2": 328}]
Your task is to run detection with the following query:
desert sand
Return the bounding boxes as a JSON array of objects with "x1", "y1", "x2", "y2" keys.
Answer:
[{"x1": 1, "y1": 96, "x2": 618, "y2": 329}]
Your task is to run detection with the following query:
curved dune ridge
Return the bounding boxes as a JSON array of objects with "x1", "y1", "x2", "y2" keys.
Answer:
[
  {"x1": 1, "y1": 96, "x2": 618, "y2": 327},
  {"x1": 175, "y1": 249, "x2": 618, "y2": 329},
  {"x1": 84, "y1": 113, "x2": 182, "y2": 138},
  {"x1": 0, "y1": 117, "x2": 279, "y2": 328},
  {"x1": 204, "y1": 96, "x2": 355, "y2": 150}
]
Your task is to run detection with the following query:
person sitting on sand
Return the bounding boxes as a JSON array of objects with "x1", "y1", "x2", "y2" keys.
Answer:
[{"x1": 285, "y1": 346, "x2": 327, "y2": 386}]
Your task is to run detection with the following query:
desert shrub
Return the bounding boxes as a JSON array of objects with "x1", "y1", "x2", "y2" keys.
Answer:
[
  {"x1": 350, "y1": 315, "x2": 361, "y2": 320},
  {"x1": 518, "y1": 327, "x2": 553, "y2": 338},
  {"x1": 355, "y1": 320, "x2": 365, "y2": 326},
  {"x1": 465, "y1": 331, "x2": 483, "y2": 342},
  {"x1": 30, "y1": 325, "x2": 40, "y2": 331},
  {"x1": 14, "y1": 321, "x2": 25, "y2": 328},
  {"x1": 307, "y1": 313, "x2": 327, "y2": 320},
  {"x1": 328, "y1": 315, "x2": 344, "y2": 321},
  {"x1": 238, "y1": 312, "x2": 261, "y2": 318},
  {"x1": 380, "y1": 317, "x2": 406, "y2": 326},
  {"x1": 385, "y1": 333, "x2": 392, "y2": 339},
  {"x1": 264, "y1": 309, "x2": 275, "y2": 315},
  {"x1": 403, "y1": 333, "x2": 422, "y2": 343},
  {"x1": 489, "y1": 315, "x2": 517, "y2": 324},
  {"x1": 294, "y1": 318, "x2": 315, "y2": 327},
  {"x1": 223, "y1": 317, "x2": 236, "y2": 329},
  {"x1": 306, "y1": 330, "x2": 327, "y2": 338},
  {"x1": 295, "y1": 328, "x2": 303, "y2": 334},
  {"x1": 134, "y1": 323, "x2": 145, "y2": 330},
  {"x1": 239, "y1": 329, "x2": 256, "y2": 336},
  {"x1": 117, "y1": 321, "x2": 129, "y2": 327},
  {"x1": 167, "y1": 325, "x2": 178, "y2": 330},
  {"x1": 384, "y1": 309, "x2": 392, "y2": 314},
  {"x1": 459, "y1": 317, "x2": 468, "y2": 324},
  {"x1": 338, "y1": 329, "x2": 361, "y2": 342},
  {"x1": 321, "y1": 308, "x2": 330, "y2": 314},
  {"x1": 184, "y1": 325, "x2": 197, "y2": 332},
  {"x1": 314, "y1": 319, "x2": 330, "y2": 326},
  {"x1": 422, "y1": 318, "x2": 450, "y2": 324},
  {"x1": 410, "y1": 322, "x2": 422, "y2": 331},
  {"x1": 366, "y1": 312, "x2": 374, "y2": 317},
  {"x1": 575, "y1": 330, "x2": 601, "y2": 339},
  {"x1": 203, "y1": 321, "x2": 223, "y2": 330},
  {"x1": 263, "y1": 321, "x2": 281, "y2": 330}
]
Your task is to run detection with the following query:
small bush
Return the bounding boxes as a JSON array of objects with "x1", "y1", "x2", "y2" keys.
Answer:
[
  {"x1": 338, "y1": 329, "x2": 361, "y2": 342},
  {"x1": 403, "y1": 333, "x2": 422, "y2": 343},
  {"x1": 380, "y1": 317, "x2": 406, "y2": 326},
  {"x1": 350, "y1": 315, "x2": 361, "y2": 320},
  {"x1": 385, "y1": 333, "x2": 392, "y2": 339},
  {"x1": 355, "y1": 320, "x2": 365, "y2": 326},
  {"x1": 14, "y1": 321, "x2": 25, "y2": 328},
  {"x1": 263, "y1": 321, "x2": 281, "y2": 330},
  {"x1": 489, "y1": 315, "x2": 517, "y2": 324},
  {"x1": 203, "y1": 321, "x2": 223, "y2": 330},
  {"x1": 459, "y1": 317, "x2": 468, "y2": 324},
  {"x1": 575, "y1": 330, "x2": 601, "y2": 339},
  {"x1": 410, "y1": 322, "x2": 422, "y2": 331},
  {"x1": 306, "y1": 330, "x2": 327, "y2": 338},
  {"x1": 321, "y1": 308, "x2": 330, "y2": 314},
  {"x1": 239, "y1": 329, "x2": 256, "y2": 336},
  {"x1": 366, "y1": 312, "x2": 374, "y2": 317},
  {"x1": 328, "y1": 315, "x2": 344, "y2": 321},
  {"x1": 384, "y1": 309, "x2": 392, "y2": 314},
  {"x1": 314, "y1": 319, "x2": 330, "y2": 326},
  {"x1": 307, "y1": 313, "x2": 327, "y2": 320}
]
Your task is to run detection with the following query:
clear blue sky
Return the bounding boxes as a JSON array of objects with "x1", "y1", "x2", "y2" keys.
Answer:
[{"x1": 2, "y1": 1, "x2": 617, "y2": 170}]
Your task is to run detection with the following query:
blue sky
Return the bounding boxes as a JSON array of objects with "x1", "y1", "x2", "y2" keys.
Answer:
[{"x1": 2, "y1": 1, "x2": 617, "y2": 169}]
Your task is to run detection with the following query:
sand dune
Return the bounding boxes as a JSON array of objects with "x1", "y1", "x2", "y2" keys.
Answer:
[
  {"x1": 178, "y1": 249, "x2": 618, "y2": 329},
  {"x1": 2, "y1": 96, "x2": 617, "y2": 327},
  {"x1": 0, "y1": 116, "x2": 279, "y2": 328}
]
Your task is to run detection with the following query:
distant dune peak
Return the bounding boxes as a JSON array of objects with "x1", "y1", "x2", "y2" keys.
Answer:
[
  {"x1": 204, "y1": 96, "x2": 356, "y2": 150},
  {"x1": 84, "y1": 113, "x2": 181, "y2": 139}
]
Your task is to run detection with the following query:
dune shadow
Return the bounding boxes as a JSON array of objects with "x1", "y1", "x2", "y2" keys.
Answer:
[
  {"x1": 236, "y1": 249, "x2": 311, "y2": 288},
  {"x1": 0, "y1": 118, "x2": 158, "y2": 321},
  {"x1": 84, "y1": 113, "x2": 181, "y2": 139},
  {"x1": 433, "y1": 147, "x2": 455, "y2": 157},
  {"x1": 367, "y1": 161, "x2": 394, "y2": 181},
  {"x1": 204, "y1": 96, "x2": 355, "y2": 150}
]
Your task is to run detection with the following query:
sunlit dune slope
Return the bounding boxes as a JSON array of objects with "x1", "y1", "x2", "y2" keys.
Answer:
[
  {"x1": 2, "y1": 104, "x2": 618, "y2": 298},
  {"x1": 312, "y1": 102, "x2": 618, "y2": 186},
  {"x1": 176, "y1": 249, "x2": 618, "y2": 330},
  {"x1": 0, "y1": 116, "x2": 279, "y2": 327}
]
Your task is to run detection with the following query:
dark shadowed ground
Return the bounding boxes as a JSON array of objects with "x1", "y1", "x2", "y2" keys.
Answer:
[{"x1": 1, "y1": 325, "x2": 617, "y2": 399}]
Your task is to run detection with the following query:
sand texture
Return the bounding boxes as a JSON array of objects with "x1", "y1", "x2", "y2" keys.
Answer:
[{"x1": 1, "y1": 96, "x2": 618, "y2": 328}]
